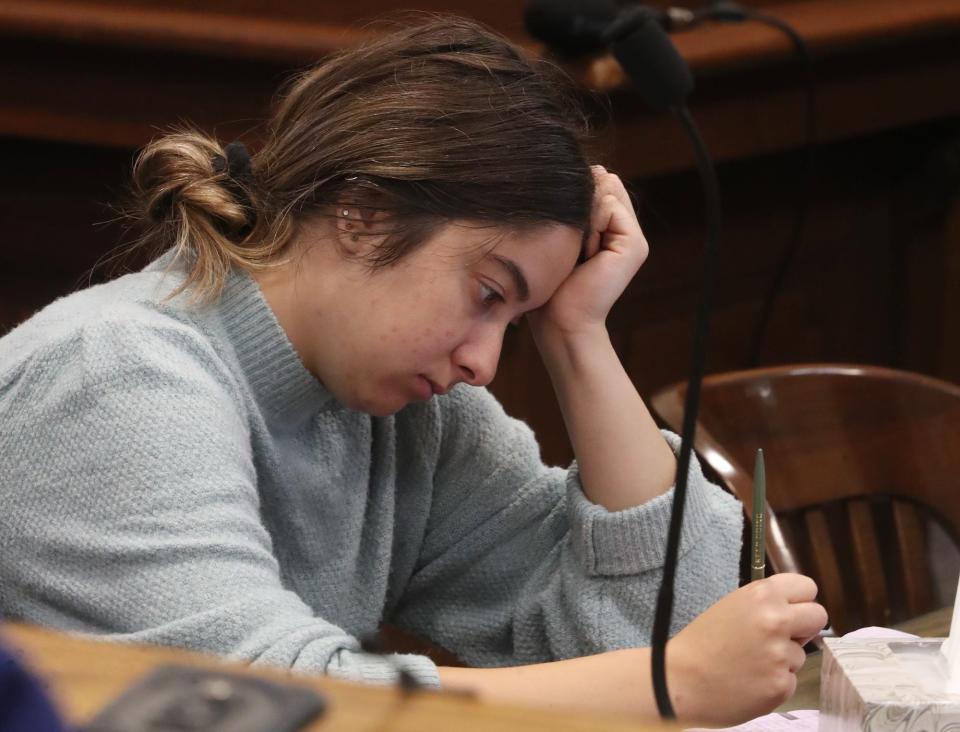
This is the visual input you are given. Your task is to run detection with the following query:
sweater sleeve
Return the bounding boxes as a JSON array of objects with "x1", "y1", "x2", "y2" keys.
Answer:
[
  {"x1": 390, "y1": 384, "x2": 743, "y2": 667},
  {"x1": 0, "y1": 319, "x2": 438, "y2": 687}
]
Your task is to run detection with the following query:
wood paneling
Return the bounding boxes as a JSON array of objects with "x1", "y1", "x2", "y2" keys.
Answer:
[
  {"x1": 1, "y1": 0, "x2": 959, "y2": 470},
  {"x1": 0, "y1": 1, "x2": 957, "y2": 176}
]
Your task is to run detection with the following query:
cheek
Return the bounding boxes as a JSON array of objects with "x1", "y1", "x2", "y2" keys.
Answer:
[
  {"x1": 362, "y1": 320, "x2": 453, "y2": 371},
  {"x1": 358, "y1": 271, "x2": 467, "y2": 362},
  {"x1": 404, "y1": 283, "x2": 469, "y2": 352},
  {"x1": 405, "y1": 326, "x2": 458, "y2": 356}
]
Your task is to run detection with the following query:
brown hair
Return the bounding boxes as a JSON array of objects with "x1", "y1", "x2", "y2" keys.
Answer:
[{"x1": 129, "y1": 15, "x2": 596, "y2": 301}]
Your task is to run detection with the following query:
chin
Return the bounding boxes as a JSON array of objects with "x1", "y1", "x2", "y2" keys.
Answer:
[
  {"x1": 365, "y1": 403, "x2": 404, "y2": 418},
  {"x1": 348, "y1": 391, "x2": 408, "y2": 418}
]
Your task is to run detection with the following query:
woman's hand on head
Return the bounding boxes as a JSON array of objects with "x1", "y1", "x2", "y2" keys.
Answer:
[
  {"x1": 529, "y1": 166, "x2": 649, "y2": 339},
  {"x1": 667, "y1": 573, "x2": 828, "y2": 726}
]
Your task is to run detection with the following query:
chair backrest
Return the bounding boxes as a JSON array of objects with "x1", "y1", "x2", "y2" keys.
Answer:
[{"x1": 650, "y1": 363, "x2": 960, "y2": 634}]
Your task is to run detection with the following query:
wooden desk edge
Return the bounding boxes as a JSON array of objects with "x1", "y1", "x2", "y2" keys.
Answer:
[{"x1": 2, "y1": 623, "x2": 680, "y2": 731}]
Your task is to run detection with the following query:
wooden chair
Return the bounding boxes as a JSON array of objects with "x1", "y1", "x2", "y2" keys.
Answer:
[{"x1": 650, "y1": 364, "x2": 960, "y2": 635}]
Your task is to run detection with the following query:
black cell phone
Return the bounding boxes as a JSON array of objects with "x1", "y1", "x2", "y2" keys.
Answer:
[{"x1": 82, "y1": 664, "x2": 326, "y2": 732}]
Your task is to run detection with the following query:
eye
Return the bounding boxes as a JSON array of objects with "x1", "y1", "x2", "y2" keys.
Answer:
[{"x1": 478, "y1": 281, "x2": 505, "y2": 308}]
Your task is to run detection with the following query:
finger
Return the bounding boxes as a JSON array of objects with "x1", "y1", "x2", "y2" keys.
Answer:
[
  {"x1": 787, "y1": 601, "x2": 829, "y2": 643},
  {"x1": 592, "y1": 166, "x2": 639, "y2": 225},
  {"x1": 584, "y1": 195, "x2": 607, "y2": 259},
  {"x1": 779, "y1": 670, "x2": 798, "y2": 703},
  {"x1": 593, "y1": 193, "x2": 639, "y2": 242},
  {"x1": 765, "y1": 573, "x2": 819, "y2": 604},
  {"x1": 590, "y1": 194, "x2": 648, "y2": 265},
  {"x1": 786, "y1": 641, "x2": 807, "y2": 673},
  {"x1": 584, "y1": 176, "x2": 605, "y2": 258},
  {"x1": 585, "y1": 189, "x2": 609, "y2": 259}
]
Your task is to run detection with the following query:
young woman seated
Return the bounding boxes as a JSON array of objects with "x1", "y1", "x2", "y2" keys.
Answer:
[{"x1": 0, "y1": 16, "x2": 826, "y2": 725}]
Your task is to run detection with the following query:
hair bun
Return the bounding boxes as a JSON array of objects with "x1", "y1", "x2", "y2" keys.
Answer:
[{"x1": 128, "y1": 131, "x2": 265, "y2": 300}]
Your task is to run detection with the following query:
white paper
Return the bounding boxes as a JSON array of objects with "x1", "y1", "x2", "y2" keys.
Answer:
[
  {"x1": 844, "y1": 626, "x2": 918, "y2": 640},
  {"x1": 941, "y1": 573, "x2": 960, "y2": 693},
  {"x1": 686, "y1": 709, "x2": 818, "y2": 732}
]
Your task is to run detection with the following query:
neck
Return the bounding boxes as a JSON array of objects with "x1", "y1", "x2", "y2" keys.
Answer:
[{"x1": 253, "y1": 259, "x2": 323, "y2": 379}]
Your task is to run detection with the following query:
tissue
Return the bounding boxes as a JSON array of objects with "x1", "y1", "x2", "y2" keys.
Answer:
[{"x1": 820, "y1": 580, "x2": 960, "y2": 731}]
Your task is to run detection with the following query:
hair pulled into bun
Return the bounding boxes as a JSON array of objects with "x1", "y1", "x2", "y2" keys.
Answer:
[{"x1": 129, "y1": 131, "x2": 285, "y2": 301}]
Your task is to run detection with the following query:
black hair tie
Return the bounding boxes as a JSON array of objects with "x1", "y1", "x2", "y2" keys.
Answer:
[
  {"x1": 212, "y1": 140, "x2": 255, "y2": 237},
  {"x1": 213, "y1": 140, "x2": 254, "y2": 186}
]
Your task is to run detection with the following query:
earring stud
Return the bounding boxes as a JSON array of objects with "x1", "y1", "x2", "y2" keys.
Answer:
[{"x1": 341, "y1": 207, "x2": 359, "y2": 241}]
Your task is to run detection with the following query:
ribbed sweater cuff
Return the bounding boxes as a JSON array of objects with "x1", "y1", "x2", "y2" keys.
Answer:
[
  {"x1": 568, "y1": 430, "x2": 718, "y2": 577},
  {"x1": 329, "y1": 652, "x2": 441, "y2": 689}
]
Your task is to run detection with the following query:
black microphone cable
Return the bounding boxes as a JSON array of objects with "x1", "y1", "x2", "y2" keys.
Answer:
[
  {"x1": 639, "y1": 2, "x2": 817, "y2": 711},
  {"x1": 607, "y1": 10, "x2": 725, "y2": 720},
  {"x1": 525, "y1": 1, "x2": 725, "y2": 718},
  {"x1": 649, "y1": 104, "x2": 723, "y2": 720}
]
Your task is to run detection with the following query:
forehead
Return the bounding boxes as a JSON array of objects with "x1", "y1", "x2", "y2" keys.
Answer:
[
  {"x1": 418, "y1": 221, "x2": 580, "y2": 305},
  {"x1": 430, "y1": 220, "x2": 582, "y2": 269},
  {"x1": 415, "y1": 223, "x2": 568, "y2": 297},
  {"x1": 483, "y1": 224, "x2": 582, "y2": 298}
]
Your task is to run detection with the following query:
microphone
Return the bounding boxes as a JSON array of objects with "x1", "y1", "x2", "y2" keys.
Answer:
[
  {"x1": 609, "y1": 8, "x2": 693, "y2": 111},
  {"x1": 523, "y1": 0, "x2": 622, "y2": 57},
  {"x1": 524, "y1": 0, "x2": 692, "y2": 111}
]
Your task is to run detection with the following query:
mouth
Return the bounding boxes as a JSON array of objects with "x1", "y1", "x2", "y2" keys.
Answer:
[{"x1": 419, "y1": 375, "x2": 450, "y2": 397}]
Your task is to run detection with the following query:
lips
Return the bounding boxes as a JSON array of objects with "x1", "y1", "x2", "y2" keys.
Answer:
[
  {"x1": 415, "y1": 375, "x2": 433, "y2": 400},
  {"x1": 420, "y1": 375, "x2": 451, "y2": 397},
  {"x1": 431, "y1": 379, "x2": 452, "y2": 396}
]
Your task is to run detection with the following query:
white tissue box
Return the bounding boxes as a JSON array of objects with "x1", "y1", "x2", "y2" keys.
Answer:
[{"x1": 820, "y1": 637, "x2": 960, "y2": 731}]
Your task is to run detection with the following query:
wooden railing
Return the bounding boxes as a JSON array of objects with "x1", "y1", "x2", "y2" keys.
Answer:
[{"x1": 1, "y1": 0, "x2": 958, "y2": 175}]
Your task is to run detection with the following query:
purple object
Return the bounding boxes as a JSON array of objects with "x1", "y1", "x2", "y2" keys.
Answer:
[{"x1": 0, "y1": 637, "x2": 66, "y2": 732}]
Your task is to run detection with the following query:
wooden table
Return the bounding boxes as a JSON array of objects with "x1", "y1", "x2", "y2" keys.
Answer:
[
  {"x1": 780, "y1": 606, "x2": 952, "y2": 712},
  {"x1": 4, "y1": 611, "x2": 952, "y2": 727},
  {"x1": 2, "y1": 623, "x2": 679, "y2": 732}
]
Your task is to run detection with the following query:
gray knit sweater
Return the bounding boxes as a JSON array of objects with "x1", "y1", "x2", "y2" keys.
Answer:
[{"x1": 0, "y1": 262, "x2": 743, "y2": 687}]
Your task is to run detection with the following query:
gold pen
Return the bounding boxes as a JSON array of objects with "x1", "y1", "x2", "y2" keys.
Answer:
[{"x1": 751, "y1": 448, "x2": 766, "y2": 582}]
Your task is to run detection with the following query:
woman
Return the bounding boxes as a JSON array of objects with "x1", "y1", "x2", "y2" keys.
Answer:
[{"x1": 0, "y1": 16, "x2": 825, "y2": 724}]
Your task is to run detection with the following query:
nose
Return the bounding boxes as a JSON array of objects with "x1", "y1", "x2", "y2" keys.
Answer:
[{"x1": 452, "y1": 325, "x2": 504, "y2": 387}]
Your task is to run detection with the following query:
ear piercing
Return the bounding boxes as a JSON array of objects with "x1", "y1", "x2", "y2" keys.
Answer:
[{"x1": 341, "y1": 208, "x2": 359, "y2": 241}]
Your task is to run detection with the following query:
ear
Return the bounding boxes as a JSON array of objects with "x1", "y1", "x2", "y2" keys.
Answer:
[{"x1": 334, "y1": 204, "x2": 390, "y2": 256}]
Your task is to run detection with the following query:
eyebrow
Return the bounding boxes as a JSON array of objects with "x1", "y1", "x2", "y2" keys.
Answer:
[{"x1": 488, "y1": 254, "x2": 530, "y2": 302}]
